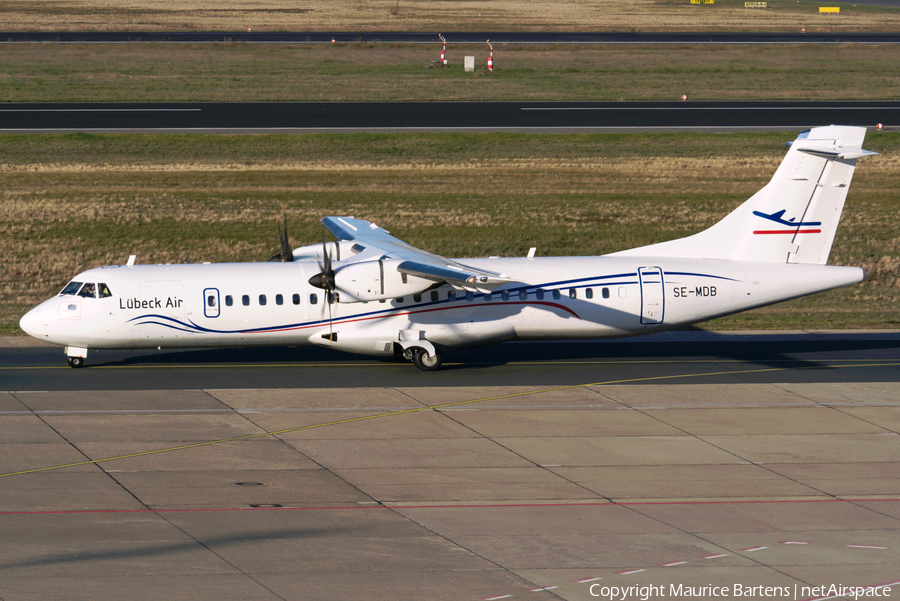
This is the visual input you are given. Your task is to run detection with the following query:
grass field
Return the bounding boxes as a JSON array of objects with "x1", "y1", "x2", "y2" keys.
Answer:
[
  {"x1": 3, "y1": 43, "x2": 900, "y2": 102},
  {"x1": 2, "y1": 0, "x2": 900, "y2": 32},
  {"x1": 3, "y1": 132, "x2": 898, "y2": 336}
]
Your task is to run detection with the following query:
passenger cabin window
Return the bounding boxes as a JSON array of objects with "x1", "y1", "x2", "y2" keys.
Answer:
[
  {"x1": 396, "y1": 297, "x2": 404, "y2": 304},
  {"x1": 586, "y1": 288, "x2": 593, "y2": 299},
  {"x1": 98, "y1": 283, "x2": 112, "y2": 298},
  {"x1": 259, "y1": 294, "x2": 267, "y2": 306},
  {"x1": 602, "y1": 287, "x2": 610, "y2": 299},
  {"x1": 501, "y1": 291, "x2": 510, "y2": 301},
  {"x1": 309, "y1": 293, "x2": 318, "y2": 305},
  {"x1": 61, "y1": 281, "x2": 83, "y2": 296},
  {"x1": 484, "y1": 292, "x2": 492, "y2": 301},
  {"x1": 519, "y1": 290, "x2": 527, "y2": 301},
  {"x1": 552, "y1": 290, "x2": 561, "y2": 300},
  {"x1": 226, "y1": 295, "x2": 233, "y2": 306},
  {"x1": 78, "y1": 283, "x2": 97, "y2": 298},
  {"x1": 536, "y1": 290, "x2": 545, "y2": 300},
  {"x1": 431, "y1": 291, "x2": 439, "y2": 301},
  {"x1": 448, "y1": 291, "x2": 456, "y2": 301},
  {"x1": 466, "y1": 291, "x2": 474, "y2": 302},
  {"x1": 413, "y1": 294, "x2": 422, "y2": 303},
  {"x1": 242, "y1": 295, "x2": 250, "y2": 306},
  {"x1": 207, "y1": 295, "x2": 216, "y2": 307},
  {"x1": 292, "y1": 293, "x2": 300, "y2": 305},
  {"x1": 569, "y1": 288, "x2": 577, "y2": 299},
  {"x1": 276, "y1": 294, "x2": 283, "y2": 306}
]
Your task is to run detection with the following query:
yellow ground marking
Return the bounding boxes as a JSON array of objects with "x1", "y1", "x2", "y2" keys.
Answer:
[{"x1": 1, "y1": 361, "x2": 897, "y2": 478}]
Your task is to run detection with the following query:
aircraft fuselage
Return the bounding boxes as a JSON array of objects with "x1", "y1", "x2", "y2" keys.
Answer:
[{"x1": 20, "y1": 256, "x2": 864, "y2": 359}]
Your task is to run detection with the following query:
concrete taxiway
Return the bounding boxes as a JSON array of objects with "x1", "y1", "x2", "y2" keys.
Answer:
[{"x1": 1, "y1": 335, "x2": 898, "y2": 600}]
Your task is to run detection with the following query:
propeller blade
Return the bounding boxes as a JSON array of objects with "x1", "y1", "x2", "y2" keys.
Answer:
[
  {"x1": 280, "y1": 213, "x2": 292, "y2": 258},
  {"x1": 309, "y1": 225, "x2": 337, "y2": 290},
  {"x1": 322, "y1": 229, "x2": 332, "y2": 276},
  {"x1": 267, "y1": 214, "x2": 294, "y2": 262}
]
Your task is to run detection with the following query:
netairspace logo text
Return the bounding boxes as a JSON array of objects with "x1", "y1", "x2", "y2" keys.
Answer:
[{"x1": 589, "y1": 583, "x2": 893, "y2": 600}]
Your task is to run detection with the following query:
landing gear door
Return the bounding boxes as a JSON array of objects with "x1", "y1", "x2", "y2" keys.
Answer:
[
  {"x1": 203, "y1": 288, "x2": 220, "y2": 318},
  {"x1": 638, "y1": 266, "x2": 665, "y2": 325}
]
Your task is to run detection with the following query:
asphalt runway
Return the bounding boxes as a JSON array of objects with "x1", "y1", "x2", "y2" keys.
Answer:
[
  {"x1": 1, "y1": 101, "x2": 898, "y2": 134},
  {"x1": 4, "y1": 331, "x2": 900, "y2": 391},
  {"x1": 1, "y1": 332, "x2": 899, "y2": 600}
]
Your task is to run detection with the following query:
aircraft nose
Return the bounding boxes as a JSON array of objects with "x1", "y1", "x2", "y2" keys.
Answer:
[{"x1": 19, "y1": 306, "x2": 43, "y2": 339}]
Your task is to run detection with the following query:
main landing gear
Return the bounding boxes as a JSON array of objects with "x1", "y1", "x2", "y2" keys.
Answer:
[
  {"x1": 403, "y1": 347, "x2": 443, "y2": 371},
  {"x1": 67, "y1": 356, "x2": 84, "y2": 368}
]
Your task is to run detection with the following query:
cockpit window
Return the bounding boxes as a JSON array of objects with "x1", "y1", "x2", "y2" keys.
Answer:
[
  {"x1": 98, "y1": 283, "x2": 112, "y2": 298},
  {"x1": 78, "y1": 283, "x2": 97, "y2": 298},
  {"x1": 61, "y1": 281, "x2": 83, "y2": 295}
]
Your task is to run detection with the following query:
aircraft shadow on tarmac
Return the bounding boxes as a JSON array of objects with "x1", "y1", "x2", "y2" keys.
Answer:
[
  {"x1": 0, "y1": 527, "x2": 341, "y2": 572},
  {"x1": 86, "y1": 332, "x2": 900, "y2": 371}
]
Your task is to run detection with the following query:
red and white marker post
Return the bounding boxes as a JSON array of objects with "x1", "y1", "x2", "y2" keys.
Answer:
[
  {"x1": 487, "y1": 39, "x2": 493, "y2": 73},
  {"x1": 439, "y1": 33, "x2": 447, "y2": 66}
]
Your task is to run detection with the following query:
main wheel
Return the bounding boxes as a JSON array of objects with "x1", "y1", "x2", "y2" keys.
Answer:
[
  {"x1": 67, "y1": 356, "x2": 84, "y2": 368},
  {"x1": 411, "y1": 348, "x2": 442, "y2": 371}
]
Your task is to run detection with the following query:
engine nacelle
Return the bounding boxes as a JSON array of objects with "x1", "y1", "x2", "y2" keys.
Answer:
[
  {"x1": 291, "y1": 241, "x2": 360, "y2": 262},
  {"x1": 334, "y1": 259, "x2": 434, "y2": 302}
]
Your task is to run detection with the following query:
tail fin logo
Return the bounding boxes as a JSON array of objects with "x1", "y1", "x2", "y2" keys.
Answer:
[{"x1": 752, "y1": 210, "x2": 822, "y2": 235}]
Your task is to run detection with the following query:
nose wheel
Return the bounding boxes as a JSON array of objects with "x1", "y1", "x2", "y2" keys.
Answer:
[{"x1": 67, "y1": 356, "x2": 84, "y2": 368}]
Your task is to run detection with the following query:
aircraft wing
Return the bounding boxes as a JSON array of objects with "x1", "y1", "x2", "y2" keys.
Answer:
[{"x1": 321, "y1": 216, "x2": 511, "y2": 288}]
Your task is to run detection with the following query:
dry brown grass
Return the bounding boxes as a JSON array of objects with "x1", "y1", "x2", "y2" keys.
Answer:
[
  {"x1": 2, "y1": 0, "x2": 900, "y2": 32},
  {"x1": 3, "y1": 43, "x2": 899, "y2": 102}
]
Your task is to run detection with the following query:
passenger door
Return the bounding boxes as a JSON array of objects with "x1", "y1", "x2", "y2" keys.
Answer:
[{"x1": 638, "y1": 266, "x2": 665, "y2": 325}]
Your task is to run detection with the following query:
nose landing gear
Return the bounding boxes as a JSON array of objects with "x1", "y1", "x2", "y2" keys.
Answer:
[{"x1": 65, "y1": 346, "x2": 88, "y2": 368}]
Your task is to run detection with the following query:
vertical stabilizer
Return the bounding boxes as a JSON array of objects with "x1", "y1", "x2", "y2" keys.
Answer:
[{"x1": 610, "y1": 126, "x2": 876, "y2": 264}]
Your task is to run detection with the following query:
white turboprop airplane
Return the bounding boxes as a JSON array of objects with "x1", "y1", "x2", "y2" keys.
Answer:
[{"x1": 20, "y1": 126, "x2": 876, "y2": 370}]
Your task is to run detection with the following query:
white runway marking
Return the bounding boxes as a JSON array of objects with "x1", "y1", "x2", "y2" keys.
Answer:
[{"x1": 615, "y1": 569, "x2": 646, "y2": 575}]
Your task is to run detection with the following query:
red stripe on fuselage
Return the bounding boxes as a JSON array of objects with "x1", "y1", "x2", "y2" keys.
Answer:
[{"x1": 249, "y1": 300, "x2": 582, "y2": 335}]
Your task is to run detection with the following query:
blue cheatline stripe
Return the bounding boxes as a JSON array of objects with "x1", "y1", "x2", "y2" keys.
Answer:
[{"x1": 126, "y1": 269, "x2": 727, "y2": 336}]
